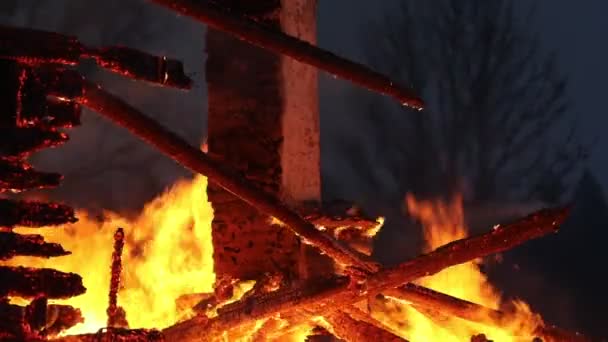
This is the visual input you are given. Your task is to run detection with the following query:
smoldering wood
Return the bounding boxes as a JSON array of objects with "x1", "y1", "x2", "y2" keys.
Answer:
[
  {"x1": 0, "y1": 266, "x2": 85, "y2": 299},
  {"x1": 0, "y1": 297, "x2": 31, "y2": 341},
  {"x1": 43, "y1": 304, "x2": 84, "y2": 338},
  {"x1": 78, "y1": 80, "x2": 378, "y2": 274},
  {"x1": 0, "y1": 199, "x2": 77, "y2": 228},
  {"x1": 342, "y1": 305, "x2": 405, "y2": 339},
  {"x1": 163, "y1": 206, "x2": 568, "y2": 340},
  {"x1": 0, "y1": 25, "x2": 81, "y2": 65},
  {"x1": 52, "y1": 328, "x2": 165, "y2": 342},
  {"x1": 0, "y1": 298, "x2": 83, "y2": 339},
  {"x1": 0, "y1": 231, "x2": 70, "y2": 260},
  {"x1": 147, "y1": 0, "x2": 424, "y2": 110},
  {"x1": 107, "y1": 228, "x2": 125, "y2": 328},
  {"x1": 31, "y1": 99, "x2": 82, "y2": 129},
  {"x1": 87, "y1": 46, "x2": 192, "y2": 89},
  {"x1": 0, "y1": 25, "x2": 192, "y2": 89},
  {"x1": 0, "y1": 159, "x2": 62, "y2": 193},
  {"x1": 0, "y1": 127, "x2": 68, "y2": 158},
  {"x1": 325, "y1": 310, "x2": 408, "y2": 342},
  {"x1": 0, "y1": 60, "x2": 81, "y2": 130}
]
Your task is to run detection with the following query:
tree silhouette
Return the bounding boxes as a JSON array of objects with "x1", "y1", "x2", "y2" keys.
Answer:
[{"x1": 356, "y1": 0, "x2": 588, "y2": 203}]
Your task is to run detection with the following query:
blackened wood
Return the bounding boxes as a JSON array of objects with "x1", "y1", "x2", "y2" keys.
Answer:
[
  {"x1": 0, "y1": 159, "x2": 62, "y2": 193},
  {"x1": 53, "y1": 328, "x2": 165, "y2": 342},
  {"x1": 0, "y1": 231, "x2": 70, "y2": 260},
  {"x1": 43, "y1": 304, "x2": 84, "y2": 337},
  {"x1": 325, "y1": 310, "x2": 407, "y2": 342},
  {"x1": 0, "y1": 127, "x2": 68, "y2": 158},
  {"x1": 0, "y1": 199, "x2": 77, "y2": 228},
  {"x1": 0, "y1": 25, "x2": 82, "y2": 65},
  {"x1": 0, "y1": 266, "x2": 85, "y2": 299},
  {"x1": 0, "y1": 297, "x2": 30, "y2": 341},
  {"x1": 147, "y1": 0, "x2": 424, "y2": 109},
  {"x1": 89, "y1": 46, "x2": 192, "y2": 89},
  {"x1": 79, "y1": 80, "x2": 377, "y2": 274},
  {"x1": 107, "y1": 228, "x2": 125, "y2": 328}
]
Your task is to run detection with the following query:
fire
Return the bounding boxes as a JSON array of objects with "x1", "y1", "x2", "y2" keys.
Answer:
[
  {"x1": 2, "y1": 172, "x2": 547, "y2": 341},
  {"x1": 4, "y1": 174, "x2": 215, "y2": 335},
  {"x1": 372, "y1": 193, "x2": 544, "y2": 341}
]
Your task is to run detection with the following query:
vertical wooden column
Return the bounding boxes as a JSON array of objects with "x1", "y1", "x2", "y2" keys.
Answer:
[
  {"x1": 207, "y1": 0, "x2": 329, "y2": 281},
  {"x1": 279, "y1": 0, "x2": 334, "y2": 279}
]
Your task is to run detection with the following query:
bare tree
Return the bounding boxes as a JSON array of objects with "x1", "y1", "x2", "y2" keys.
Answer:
[{"x1": 354, "y1": 0, "x2": 588, "y2": 204}]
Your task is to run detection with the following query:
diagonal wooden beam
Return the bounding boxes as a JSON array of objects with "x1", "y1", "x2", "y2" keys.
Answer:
[
  {"x1": 77, "y1": 80, "x2": 378, "y2": 274},
  {"x1": 146, "y1": 0, "x2": 424, "y2": 110}
]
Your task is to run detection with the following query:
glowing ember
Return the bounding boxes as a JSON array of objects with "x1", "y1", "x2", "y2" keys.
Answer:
[
  {"x1": 3, "y1": 175, "x2": 215, "y2": 335},
  {"x1": 372, "y1": 194, "x2": 544, "y2": 341}
]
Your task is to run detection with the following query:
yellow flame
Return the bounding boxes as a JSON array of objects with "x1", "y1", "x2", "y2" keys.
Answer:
[
  {"x1": 4, "y1": 175, "x2": 215, "y2": 334},
  {"x1": 372, "y1": 193, "x2": 543, "y2": 341}
]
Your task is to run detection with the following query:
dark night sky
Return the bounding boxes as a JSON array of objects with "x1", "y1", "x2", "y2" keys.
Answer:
[{"x1": 319, "y1": 0, "x2": 608, "y2": 193}]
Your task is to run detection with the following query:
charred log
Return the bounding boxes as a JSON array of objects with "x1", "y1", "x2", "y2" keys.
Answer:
[
  {"x1": 107, "y1": 228, "x2": 125, "y2": 328},
  {"x1": 147, "y1": 0, "x2": 424, "y2": 109},
  {"x1": 88, "y1": 46, "x2": 192, "y2": 89},
  {"x1": 0, "y1": 25, "x2": 81, "y2": 65},
  {"x1": 0, "y1": 159, "x2": 62, "y2": 193},
  {"x1": 0, "y1": 297, "x2": 31, "y2": 341},
  {"x1": 325, "y1": 310, "x2": 407, "y2": 342},
  {"x1": 0, "y1": 127, "x2": 68, "y2": 158},
  {"x1": 0, "y1": 25, "x2": 191, "y2": 89},
  {"x1": 43, "y1": 304, "x2": 84, "y2": 337},
  {"x1": 54, "y1": 328, "x2": 164, "y2": 342},
  {"x1": 0, "y1": 266, "x2": 85, "y2": 299},
  {"x1": 163, "y1": 207, "x2": 568, "y2": 340},
  {"x1": 79, "y1": 80, "x2": 377, "y2": 274},
  {"x1": 0, "y1": 231, "x2": 69, "y2": 260},
  {"x1": 0, "y1": 298, "x2": 83, "y2": 339},
  {"x1": 0, "y1": 199, "x2": 77, "y2": 228}
]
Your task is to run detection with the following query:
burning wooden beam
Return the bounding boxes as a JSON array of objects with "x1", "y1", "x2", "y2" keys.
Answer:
[
  {"x1": 146, "y1": 0, "x2": 424, "y2": 110},
  {"x1": 382, "y1": 284, "x2": 590, "y2": 342},
  {"x1": 53, "y1": 328, "x2": 165, "y2": 342},
  {"x1": 0, "y1": 266, "x2": 85, "y2": 299},
  {"x1": 325, "y1": 310, "x2": 408, "y2": 342},
  {"x1": 0, "y1": 127, "x2": 68, "y2": 159},
  {"x1": 0, "y1": 25, "x2": 192, "y2": 89},
  {"x1": 0, "y1": 199, "x2": 77, "y2": 228},
  {"x1": 0, "y1": 159, "x2": 62, "y2": 193},
  {"x1": 0, "y1": 231, "x2": 70, "y2": 260},
  {"x1": 78, "y1": 80, "x2": 378, "y2": 274},
  {"x1": 107, "y1": 228, "x2": 126, "y2": 328},
  {"x1": 163, "y1": 206, "x2": 568, "y2": 340}
]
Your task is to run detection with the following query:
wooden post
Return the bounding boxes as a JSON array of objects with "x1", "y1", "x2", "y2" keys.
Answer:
[{"x1": 206, "y1": 0, "x2": 331, "y2": 281}]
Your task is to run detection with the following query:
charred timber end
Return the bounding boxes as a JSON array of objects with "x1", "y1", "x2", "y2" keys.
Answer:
[
  {"x1": 0, "y1": 266, "x2": 85, "y2": 299},
  {"x1": 0, "y1": 199, "x2": 77, "y2": 228},
  {"x1": 0, "y1": 231, "x2": 70, "y2": 260}
]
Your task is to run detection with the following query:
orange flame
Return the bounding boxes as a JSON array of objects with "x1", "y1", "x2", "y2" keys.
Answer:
[
  {"x1": 371, "y1": 193, "x2": 544, "y2": 341},
  {"x1": 4, "y1": 174, "x2": 215, "y2": 335}
]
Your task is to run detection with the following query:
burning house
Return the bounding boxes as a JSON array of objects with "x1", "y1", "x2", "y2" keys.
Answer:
[{"x1": 0, "y1": 1, "x2": 593, "y2": 341}]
